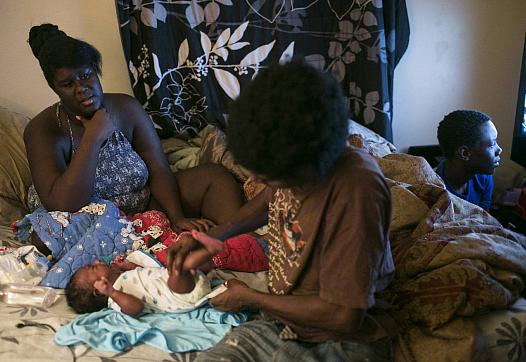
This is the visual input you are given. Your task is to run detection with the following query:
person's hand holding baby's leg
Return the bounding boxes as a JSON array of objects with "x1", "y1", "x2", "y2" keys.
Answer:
[
  {"x1": 166, "y1": 231, "x2": 224, "y2": 294},
  {"x1": 181, "y1": 230, "x2": 223, "y2": 271}
]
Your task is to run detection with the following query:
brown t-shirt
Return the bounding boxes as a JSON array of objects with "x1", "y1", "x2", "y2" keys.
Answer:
[{"x1": 266, "y1": 148, "x2": 395, "y2": 342}]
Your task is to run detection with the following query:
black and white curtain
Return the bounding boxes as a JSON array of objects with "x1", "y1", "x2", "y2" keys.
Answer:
[{"x1": 116, "y1": 0, "x2": 409, "y2": 141}]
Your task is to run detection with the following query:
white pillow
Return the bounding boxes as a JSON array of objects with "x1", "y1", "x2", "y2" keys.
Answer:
[{"x1": 347, "y1": 119, "x2": 396, "y2": 157}]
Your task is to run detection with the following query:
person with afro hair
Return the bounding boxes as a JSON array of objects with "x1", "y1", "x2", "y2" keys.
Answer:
[
  {"x1": 167, "y1": 61, "x2": 396, "y2": 361},
  {"x1": 436, "y1": 110, "x2": 502, "y2": 209}
]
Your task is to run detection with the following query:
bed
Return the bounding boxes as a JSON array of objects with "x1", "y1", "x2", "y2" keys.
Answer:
[{"x1": 1, "y1": 105, "x2": 526, "y2": 362}]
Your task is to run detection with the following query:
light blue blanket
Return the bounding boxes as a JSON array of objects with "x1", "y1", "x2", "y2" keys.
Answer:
[{"x1": 55, "y1": 306, "x2": 247, "y2": 353}]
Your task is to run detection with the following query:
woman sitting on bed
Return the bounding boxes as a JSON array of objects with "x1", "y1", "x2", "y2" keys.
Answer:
[{"x1": 25, "y1": 23, "x2": 243, "y2": 256}]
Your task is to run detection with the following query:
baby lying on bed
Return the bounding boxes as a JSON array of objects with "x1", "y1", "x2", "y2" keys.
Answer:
[{"x1": 65, "y1": 251, "x2": 211, "y2": 315}]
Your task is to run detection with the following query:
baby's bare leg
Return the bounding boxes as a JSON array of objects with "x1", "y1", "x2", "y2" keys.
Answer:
[
  {"x1": 182, "y1": 248, "x2": 216, "y2": 271},
  {"x1": 167, "y1": 270, "x2": 196, "y2": 294},
  {"x1": 167, "y1": 249, "x2": 216, "y2": 293},
  {"x1": 167, "y1": 230, "x2": 224, "y2": 293}
]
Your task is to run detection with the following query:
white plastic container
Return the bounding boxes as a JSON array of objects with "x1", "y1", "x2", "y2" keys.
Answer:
[
  {"x1": 4, "y1": 260, "x2": 49, "y2": 286},
  {"x1": 0, "y1": 246, "x2": 50, "y2": 285},
  {"x1": 0, "y1": 283, "x2": 58, "y2": 308}
]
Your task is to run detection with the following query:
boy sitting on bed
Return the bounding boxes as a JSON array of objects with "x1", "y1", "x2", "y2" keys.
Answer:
[
  {"x1": 65, "y1": 250, "x2": 211, "y2": 315},
  {"x1": 436, "y1": 109, "x2": 502, "y2": 210},
  {"x1": 166, "y1": 61, "x2": 397, "y2": 361}
]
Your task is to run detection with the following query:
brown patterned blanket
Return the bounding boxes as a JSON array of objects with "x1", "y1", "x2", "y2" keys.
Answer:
[{"x1": 376, "y1": 154, "x2": 526, "y2": 361}]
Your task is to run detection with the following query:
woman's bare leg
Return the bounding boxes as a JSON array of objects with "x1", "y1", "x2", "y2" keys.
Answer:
[{"x1": 174, "y1": 163, "x2": 244, "y2": 224}]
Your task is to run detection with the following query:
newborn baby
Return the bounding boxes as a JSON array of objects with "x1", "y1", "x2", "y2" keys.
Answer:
[{"x1": 65, "y1": 251, "x2": 211, "y2": 315}]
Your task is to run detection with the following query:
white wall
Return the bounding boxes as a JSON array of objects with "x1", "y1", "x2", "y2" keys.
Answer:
[
  {"x1": 393, "y1": 0, "x2": 526, "y2": 192},
  {"x1": 0, "y1": 0, "x2": 132, "y2": 118},
  {"x1": 1, "y1": 0, "x2": 525, "y2": 191}
]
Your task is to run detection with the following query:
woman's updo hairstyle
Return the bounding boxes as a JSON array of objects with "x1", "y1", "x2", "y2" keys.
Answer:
[{"x1": 28, "y1": 23, "x2": 102, "y2": 88}]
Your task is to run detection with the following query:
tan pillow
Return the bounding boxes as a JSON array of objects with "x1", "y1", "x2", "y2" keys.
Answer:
[{"x1": 0, "y1": 107, "x2": 31, "y2": 226}]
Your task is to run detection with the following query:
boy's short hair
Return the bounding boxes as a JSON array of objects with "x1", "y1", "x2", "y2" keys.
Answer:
[
  {"x1": 227, "y1": 61, "x2": 349, "y2": 184},
  {"x1": 65, "y1": 268, "x2": 107, "y2": 314},
  {"x1": 437, "y1": 110, "x2": 491, "y2": 158}
]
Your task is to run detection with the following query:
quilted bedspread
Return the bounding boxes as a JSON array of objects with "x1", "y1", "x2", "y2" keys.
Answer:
[
  {"x1": 376, "y1": 154, "x2": 526, "y2": 361},
  {"x1": 13, "y1": 199, "x2": 136, "y2": 288}
]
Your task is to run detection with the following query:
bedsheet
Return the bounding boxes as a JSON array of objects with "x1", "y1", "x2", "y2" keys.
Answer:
[
  {"x1": 0, "y1": 269, "x2": 268, "y2": 361},
  {"x1": 0, "y1": 275, "x2": 524, "y2": 362},
  {"x1": 2, "y1": 112, "x2": 526, "y2": 360},
  {"x1": 0, "y1": 292, "x2": 205, "y2": 361}
]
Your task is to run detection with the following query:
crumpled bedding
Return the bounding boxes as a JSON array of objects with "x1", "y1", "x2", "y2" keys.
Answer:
[
  {"x1": 5, "y1": 105, "x2": 525, "y2": 361},
  {"x1": 13, "y1": 199, "x2": 136, "y2": 288},
  {"x1": 13, "y1": 200, "x2": 269, "y2": 289},
  {"x1": 377, "y1": 154, "x2": 526, "y2": 329},
  {"x1": 374, "y1": 153, "x2": 526, "y2": 361},
  {"x1": 128, "y1": 210, "x2": 268, "y2": 271}
]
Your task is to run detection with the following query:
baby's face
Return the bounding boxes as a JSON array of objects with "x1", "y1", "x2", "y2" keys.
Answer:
[{"x1": 76, "y1": 261, "x2": 111, "y2": 291}]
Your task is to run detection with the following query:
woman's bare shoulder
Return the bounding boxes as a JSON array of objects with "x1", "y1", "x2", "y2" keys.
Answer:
[
  {"x1": 104, "y1": 93, "x2": 141, "y2": 109},
  {"x1": 103, "y1": 93, "x2": 149, "y2": 138},
  {"x1": 24, "y1": 104, "x2": 60, "y2": 139},
  {"x1": 23, "y1": 104, "x2": 69, "y2": 164},
  {"x1": 104, "y1": 93, "x2": 145, "y2": 120},
  {"x1": 106, "y1": 93, "x2": 148, "y2": 120}
]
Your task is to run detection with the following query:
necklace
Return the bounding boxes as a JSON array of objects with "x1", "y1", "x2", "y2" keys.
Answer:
[{"x1": 56, "y1": 102, "x2": 77, "y2": 154}]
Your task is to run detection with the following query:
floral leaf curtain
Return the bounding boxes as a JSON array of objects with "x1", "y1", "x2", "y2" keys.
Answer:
[{"x1": 116, "y1": 0, "x2": 409, "y2": 141}]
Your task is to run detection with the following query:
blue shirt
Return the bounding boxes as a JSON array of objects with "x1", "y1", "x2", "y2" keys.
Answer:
[{"x1": 435, "y1": 160, "x2": 494, "y2": 210}]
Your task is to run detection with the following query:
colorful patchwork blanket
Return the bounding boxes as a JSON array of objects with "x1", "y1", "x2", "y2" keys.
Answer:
[
  {"x1": 13, "y1": 200, "x2": 269, "y2": 289},
  {"x1": 14, "y1": 200, "x2": 137, "y2": 288}
]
